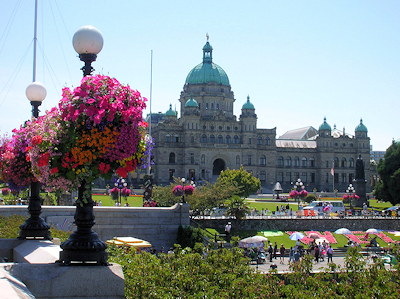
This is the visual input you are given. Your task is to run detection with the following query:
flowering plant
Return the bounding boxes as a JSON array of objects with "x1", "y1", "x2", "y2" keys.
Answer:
[
  {"x1": 27, "y1": 75, "x2": 149, "y2": 202},
  {"x1": 1, "y1": 187, "x2": 10, "y2": 196},
  {"x1": 172, "y1": 185, "x2": 184, "y2": 196},
  {"x1": 121, "y1": 187, "x2": 131, "y2": 197},
  {"x1": 0, "y1": 127, "x2": 35, "y2": 191},
  {"x1": 183, "y1": 185, "x2": 195, "y2": 195}
]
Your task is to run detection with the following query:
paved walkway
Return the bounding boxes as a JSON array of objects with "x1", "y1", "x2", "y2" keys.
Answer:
[{"x1": 250, "y1": 254, "x2": 392, "y2": 274}]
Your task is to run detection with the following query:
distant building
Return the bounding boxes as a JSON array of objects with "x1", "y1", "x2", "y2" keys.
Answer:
[
  {"x1": 370, "y1": 150, "x2": 386, "y2": 163},
  {"x1": 148, "y1": 40, "x2": 371, "y2": 192}
]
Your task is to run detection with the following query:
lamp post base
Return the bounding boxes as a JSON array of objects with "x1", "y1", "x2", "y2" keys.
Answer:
[
  {"x1": 58, "y1": 181, "x2": 108, "y2": 266},
  {"x1": 18, "y1": 182, "x2": 51, "y2": 240}
]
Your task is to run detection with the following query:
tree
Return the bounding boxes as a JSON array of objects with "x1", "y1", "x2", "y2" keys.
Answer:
[
  {"x1": 225, "y1": 195, "x2": 250, "y2": 219},
  {"x1": 376, "y1": 141, "x2": 400, "y2": 205},
  {"x1": 216, "y1": 166, "x2": 261, "y2": 198}
]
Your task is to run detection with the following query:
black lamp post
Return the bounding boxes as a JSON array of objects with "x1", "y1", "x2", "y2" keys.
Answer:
[
  {"x1": 114, "y1": 177, "x2": 127, "y2": 205},
  {"x1": 59, "y1": 25, "x2": 107, "y2": 265},
  {"x1": 346, "y1": 183, "x2": 355, "y2": 212},
  {"x1": 294, "y1": 178, "x2": 305, "y2": 206},
  {"x1": 19, "y1": 82, "x2": 51, "y2": 240}
]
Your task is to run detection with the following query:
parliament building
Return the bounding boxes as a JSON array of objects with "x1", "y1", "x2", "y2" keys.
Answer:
[{"x1": 148, "y1": 40, "x2": 371, "y2": 193}]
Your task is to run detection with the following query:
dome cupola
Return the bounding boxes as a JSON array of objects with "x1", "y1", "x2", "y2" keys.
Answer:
[
  {"x1": 355, "y1": 118, "x2": 368, "y2": 133},
  {"x1": 319, "y1": 117, "x2": 332, "y2": 131},
  {"x1": 185, "y1": 37, "x2": 230, "y2": 86},
  {"x1": 242, "y1": 95, "x2": 255, "y2": 110},
  {"x1": 165, "y1": 104, "x2": 177, "y2": 117}
]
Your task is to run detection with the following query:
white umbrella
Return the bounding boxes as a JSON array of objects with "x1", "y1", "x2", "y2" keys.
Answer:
[
  {"x1": 289, "y1": 232, "x2": 305, "y2": 241},
  {"x1": 366, "y1": 228, "x2": 380, "y2": 234},
  {"x1": 308, "y1": 233, "x2": 320, "y2": 239},
  {"x1": 239, "y1": 235, "x2": 268, "y2": 248},
  {"x1": 334, "y1": 228, "x2": 352, "y2": 234},
  {"x1": 315, "y1": 237, "x2": 329, "y2": 244}
]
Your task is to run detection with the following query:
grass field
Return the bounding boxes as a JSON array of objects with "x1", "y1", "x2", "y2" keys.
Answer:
[{"x1": 92, "y1": 194, "x2": 143, "y2": 207}]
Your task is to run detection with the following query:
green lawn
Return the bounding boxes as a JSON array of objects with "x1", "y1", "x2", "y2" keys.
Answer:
[
  {"x1": 230, "y1": 230, "x2": 400, "y2": 249},
  {"x1": 92, "y1": 194, "x2": 143, "y2": 207}
]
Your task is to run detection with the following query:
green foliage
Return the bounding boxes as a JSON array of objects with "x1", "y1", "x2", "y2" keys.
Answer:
[
  {"x1": 216, "y1": 166, "x2": 261, "y2": 198},
  {"x1": 0, "y1": 215, "x2": 70, "y2": 241},
  {"x1": 304, "y1": 193, "x2": 317, "y2": 203},
  {"x1": 107, "y1": 243, "x2": 400, "y2": 298},
  {"x1": 225, "y1": 195, "x2": 250, "y2": 220},
  {"x1": 176, "y1": 225, "x2": 204, "y2": 248},
  {"x1": 152, "y1": 184, "x2": 181, "y2": 207},
  {"x1": 377, "y1": 142, "x2": 400, "y2": 205}
]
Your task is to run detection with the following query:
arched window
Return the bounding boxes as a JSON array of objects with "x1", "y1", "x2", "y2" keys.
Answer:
[
  {"x1": 236, "y1": 155, "x2": 240, "y2": 166},
  {"x1": 169, "y1": 152, "x2": 176, "y2": 164},
  {"x1": 334, "y1": 157, "x2": 339, "y2": 168},
  {"x1": 234, "y1": 135, "x2": 239, "y2": 144},
  {"x1": 301, "y1": 157, "x2": 307, "y2": 167},
  {"x1": 226, "y1": 135, "x2": 231, "y2": 144},
  {"x1": 277, "y1": 156, "x2": 284, "y2": 167},
  {"x1": 285, "y1": 157, "x2": 292, "y2": 167},
  {"x1": 257, "y1": 137, "x2": 263, "y2": 145},
  {"x1": 341, "y1": 158, "x2": 347, "y2": 168},
  {"x1": 209, "y1": 135, "x2": 215, "y2": 143},
  {"x1": 259, "y1": 155, "x2": 266, "y2": 166},
  {"x1": 294, "y1": 157, "x2": 300, "y2": 167},
  {"x1": 265, "y1": 137, "x2": 271, "y2": 145},
  {"x1": 217, "y1": 135, "x2": 223, "y2": 143},
  {"x1": 349, "y1": 158, "x2": 355, "y2": 168},
  {"x1": 201, "y1": 134, "x2": 207, "y2": 143}
]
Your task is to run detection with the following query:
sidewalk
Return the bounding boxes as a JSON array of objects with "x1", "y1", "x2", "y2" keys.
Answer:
[{"x1": 250, "y1": 255, "x2": 391, "y2": 274}]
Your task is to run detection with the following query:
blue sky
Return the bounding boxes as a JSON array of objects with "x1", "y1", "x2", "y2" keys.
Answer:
[{"x1": 0, "y1": 0, "x2": 399, "y2": 151}]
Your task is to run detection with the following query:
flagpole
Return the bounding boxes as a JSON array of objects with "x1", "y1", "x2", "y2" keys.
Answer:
[
  {"x1": 332, "y1": 160, "x2": 335, "y2": 193},
  {"x1": 147, "y1": 49, "x2": 153, "y2": 176}
]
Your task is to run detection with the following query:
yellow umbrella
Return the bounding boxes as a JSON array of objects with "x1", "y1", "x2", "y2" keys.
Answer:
[{"x1": 107, "y1": 237, "x2": 152, "y2": 248}]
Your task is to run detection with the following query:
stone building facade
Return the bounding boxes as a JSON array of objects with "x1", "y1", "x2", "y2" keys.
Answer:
[{"x1": 148, "y1": 40, "x2": 371, "y2": 193}]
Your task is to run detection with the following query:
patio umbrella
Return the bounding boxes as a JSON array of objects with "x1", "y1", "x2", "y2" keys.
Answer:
[
  {"x1": 366, "y1": 228, "x2": 380, "y2": 234},
  {"x1": 315, "y1": 237, "x2": 329, "y2": 244},
  {"x1": 239, "y1": 235, "x2": 268, "y2": 248},
  {"x1": 308, "y1": 233, "x2": 320, "y2": 239},
  {"x1": 289, "y1": 232, "x2": 305, "y2": 241},
  {"x1": 334, "y1": 228, "x2": 352, "y2": 234},
  {"x1": 386, "y1": 206, "x2": 399, "y2": 211}
]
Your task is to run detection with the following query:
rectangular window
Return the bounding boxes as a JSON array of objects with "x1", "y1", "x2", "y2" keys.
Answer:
[
  {"x1": 311, "y1": 173, "x2": 315, "y2": 183},
  {"x1": 248, "y1": 155, "x2": 252, "y2": 165},
  {"x1": 334, "y1": 173, "x2": 339, "y2": 184},
  {"x1": 349, "y1": 173, "x2": 354, "y2": 183},
  {"x1": 169, "y1": 169, "x2": 175, "y2": 180},
  {"x1": 190, "y1": 153, "x2": 194, "y2": 164},
  {"x1": 341, "y1": 173, "x2": 346, "y2": 183},
  {"x1": 294, "y1": 172, "x2": 300, "y2": 181},
  {"x1": 301, "y1": 172, "x2": 307, "y2": 183},
  {"x1": 277, "y1": 172, "x2": 284, "y2": 182},
  {"x1": 325, "y1": 173, "x2": 329, "y2": 183},
  {"x1": 285, "y1": 172, "x2": 292, "y2": 183}
]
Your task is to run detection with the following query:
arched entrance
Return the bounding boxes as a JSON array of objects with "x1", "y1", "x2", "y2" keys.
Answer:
[{"x1": 213, "y1": 158, "x2": 226, "y2": 175}]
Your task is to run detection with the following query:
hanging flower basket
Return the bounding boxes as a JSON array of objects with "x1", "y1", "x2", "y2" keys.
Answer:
[{"x1": 172, "y1": 185, "x2": 184, "y2": 196}]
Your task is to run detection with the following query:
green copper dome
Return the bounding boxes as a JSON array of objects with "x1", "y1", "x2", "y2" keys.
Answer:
[
  {"x1": 165, "y1": 104, "x2": 177, "y2": 116},
  {"x1": 185, "y1": 98, "x2": 199, "y2": 107},
  {"x1": 185, "y1": 41, "x2": 230, "y2": 86},
  {"x1": 355, "y1": 118, "x2": 368, "y2": 132},
  {"x1": 319, "y1": 117, "x2": 332, "y2": 131},
  {"x1": 242, "y1": 95, "x2": 255, "y2": 110}
]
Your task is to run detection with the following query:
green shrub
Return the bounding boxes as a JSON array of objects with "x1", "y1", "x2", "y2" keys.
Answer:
[
  {"x1": 304, "y1": 193, "x2": 317, "y2": 203},
  {"x1": 176, "y1": 225, "x2": 204, "y2": 248}
]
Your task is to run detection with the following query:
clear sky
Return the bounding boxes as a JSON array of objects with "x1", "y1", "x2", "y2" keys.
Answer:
[{"x1": 1, "y1": 0, "x2": 399, "y2": 151}]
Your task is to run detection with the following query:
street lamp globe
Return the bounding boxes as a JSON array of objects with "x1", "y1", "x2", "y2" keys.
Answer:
[
  {"x1": 26, "y1": 82, "x2": 46, "y2": 118},
  {"x1": 72, "y1": 25, "x2": 103, "y2": 76},
  {"x1": 72, "y1": 25, "x2": 103, "y2": 55}
]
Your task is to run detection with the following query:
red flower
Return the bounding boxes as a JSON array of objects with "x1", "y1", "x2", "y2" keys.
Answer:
[
  {"x1": 37, "y1": 152, "x2": 50, "y2": 167},
  {"x1": 116, "y1": 167, "x2": 128, "y2": 178},
  {"x1": 184, "y1": 185, "x2": 195, "y2": 195},
  {"x1": 32, "y1": 135, "x2": 43, "y2": 145},
  {"x1": 50, "y1": 167, "x2": 59, "y2": 174},
  {"x1": 99, "y1": 162, "x2": 111, "y2": 174}
]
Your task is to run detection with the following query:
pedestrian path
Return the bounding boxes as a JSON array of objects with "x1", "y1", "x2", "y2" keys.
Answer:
[{"x1": 250, "y1": 255, "x2": 391, "y2": 274}]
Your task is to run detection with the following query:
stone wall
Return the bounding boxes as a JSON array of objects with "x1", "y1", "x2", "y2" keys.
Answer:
[
  {"x1": 0, "y1": 204, "x2": 190, "y2": 250},
  {"x1": 193, "y1": 217, "x2": 400, "y2": 233}
]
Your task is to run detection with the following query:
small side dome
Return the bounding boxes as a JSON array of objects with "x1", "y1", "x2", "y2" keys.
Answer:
[
  {"x1": 165, "y1": 104, "x2": 177, "y2": 116},
  {"x1": 319, "y1": 117, "x2": 331, "y2": 131},
  {"x1": 185, "y1": 98, "x2": 199, "y2": 107},
  {"x1": 355, "y1": 118, "x2": 368, "y2": 133},
  {"x1": 242, "y1": 95, "x2": 255, "y2": 110}
]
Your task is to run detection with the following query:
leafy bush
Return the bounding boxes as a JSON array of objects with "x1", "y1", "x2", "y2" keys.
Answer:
[
  {"x1": 304, "y1": 193, "x2": 317, "y2": 203},
  {"x1": 176, "y1": 225, "x2": 204, "y2": 248}
]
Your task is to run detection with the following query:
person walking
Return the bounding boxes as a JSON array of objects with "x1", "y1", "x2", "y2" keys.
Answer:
[
  {"x1": 314, "y1": 246, "x2": 320, "y2": 263},
  {"x1": 327, "y1": 245, "x2": 333, "y2": 263},
  {"x1": 279, "y1": 244, "x2": 286, "y2": 264},
  {"x1": 273, "y1": 242, "x2": 278, "y2": 259},
  {"x1": 268, "y1": 244, "x2": 273, "y2": 262},
  {"x1": 224, "y1": 222, "x2": 232, "y2": 242}
]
